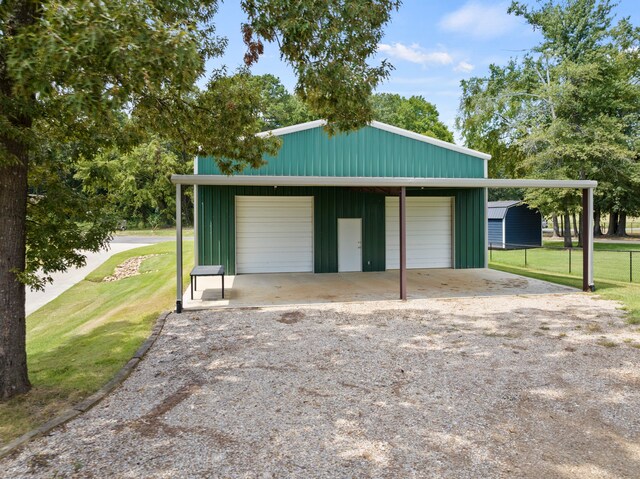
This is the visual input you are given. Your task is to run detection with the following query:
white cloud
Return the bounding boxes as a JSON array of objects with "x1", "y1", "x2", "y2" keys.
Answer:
[
  {"x1": 378, "y1": 42, "x2": 453, "y2": 66},
  {"x1": 439, "y1": 1, "x2": 520, "y2": 39},
  {"x1": 454, "y1": 61, "x2": 475, "y2": 73}
]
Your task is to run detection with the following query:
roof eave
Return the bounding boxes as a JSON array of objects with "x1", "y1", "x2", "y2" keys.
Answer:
[{"x1": 171, "y1": 175, "x2": 597, "y2": 189}]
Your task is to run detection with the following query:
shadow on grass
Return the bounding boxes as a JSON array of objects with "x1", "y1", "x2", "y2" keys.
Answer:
[{"x1": 0, "y1": 314, "x2": 159, "y2": 445}]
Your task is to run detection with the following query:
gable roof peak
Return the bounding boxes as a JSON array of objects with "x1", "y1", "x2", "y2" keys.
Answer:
[{"x1": 257, "y1": 119, "x2": 491, "y2": 161}]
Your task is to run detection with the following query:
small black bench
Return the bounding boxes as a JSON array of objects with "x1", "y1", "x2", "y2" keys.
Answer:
[{"x1": 190, "y1": 265, "x2": 225, "y2": 300}]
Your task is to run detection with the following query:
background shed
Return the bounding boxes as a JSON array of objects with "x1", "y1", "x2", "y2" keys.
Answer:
[{"x1": 488, "y1": 201, "x2": 542, "y2": 249}]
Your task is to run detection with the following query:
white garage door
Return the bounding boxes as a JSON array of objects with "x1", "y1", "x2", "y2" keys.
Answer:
[
  {"x1": 236, "y1": 196, "x2": 313, "y2": 273},
  {"x1": 386, "y1": 197, "x2": 453, "y2": 269}
]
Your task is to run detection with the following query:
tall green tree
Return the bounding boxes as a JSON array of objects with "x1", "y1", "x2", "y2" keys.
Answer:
[
  {"x1": 371, "y1": 93, "x2": 454, "y2": 142},
  {"x1": 250, "y1": 74, "x2": 316, "y2": 131},
  {"x1": 0, "y1": 0, "x2": 399, "y2": 398},
  {"x1": 76, "y1": 140, "x2": 193, "y2": 229},
  {"x1": 457, "y1": 0, "x2": 640, "y2": 245}
]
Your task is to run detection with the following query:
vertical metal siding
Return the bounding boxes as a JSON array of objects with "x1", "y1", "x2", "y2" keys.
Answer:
[
  {"x1": 197, "y1": 126, "x2": 485, "y2": 179},
  {"x1": 488, "y1": 219, "x2": 503, "y2": 247},
  {"x1": 505, "y1": 205, "x2": 542, "y2": 247},
  {"x1": 199, "y1": 186, "x2": 486, "y2": 273},
  {"x1": 199, "y1": 186, "x2": 387, "y2": 275},
  {"x1": 408, "y1": 188, "x2": 485, "y2": 269}
]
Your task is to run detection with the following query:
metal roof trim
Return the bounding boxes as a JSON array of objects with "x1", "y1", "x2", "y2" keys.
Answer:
[{"x1": 172, "y1": 175, "x2": 597, "y2": 189}]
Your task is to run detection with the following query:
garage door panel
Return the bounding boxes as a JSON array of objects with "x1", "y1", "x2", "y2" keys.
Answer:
[
  {"x1": 386, "y1": 197, "x2": 453, "y2": 270},
  {"x1": 236, "y1": 196, "x2": 313, "y2": 273}
]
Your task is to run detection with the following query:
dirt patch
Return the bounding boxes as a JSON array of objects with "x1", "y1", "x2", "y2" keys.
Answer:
[
  {"x1": 126, "y1": 380, "x2": 203, "y2": 437},
  {"x1": 103, "y1": 255, "x2": 159, "y2": 282},
  {"x1": 277, "y1": 310, "x2": 305, "y2": 324}
]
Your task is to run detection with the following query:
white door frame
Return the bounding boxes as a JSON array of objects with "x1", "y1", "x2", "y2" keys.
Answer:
[{"x1": 338, "y1": 218, "x2": 362, "y2": 272}]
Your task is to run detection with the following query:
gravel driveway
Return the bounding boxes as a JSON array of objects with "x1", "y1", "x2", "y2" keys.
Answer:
[{"x1": 4, "y1": 294, "x2": 640, "y2": 478}]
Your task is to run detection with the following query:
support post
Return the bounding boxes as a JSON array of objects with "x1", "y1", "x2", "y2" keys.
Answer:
[
  {"x1": 399, "y1": 186, "x2": 407, "y2": 300},
  {"x1": 193, "y1": 156, "x2": 199, "y2": 266},
  {"x1": 588, "y1": 187, "x2": 594, "y2": 290},
  {"x1": 484, "y1": 187, "x2": 489, "y2": 268},
  {"x1": 582, "y1": 188, "x2": 595, "y2": 292},
  {"x1": 176, "y1": 183, "x2": 183, "y2": 313}
]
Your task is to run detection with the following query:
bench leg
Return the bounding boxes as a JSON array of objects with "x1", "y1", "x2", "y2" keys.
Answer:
[
  {"x1": 222, "y1": 275, "x2": 224, "y2": 299},
  {"x1": 190, "y1": 276, "x2": 193, "y2": 300}
]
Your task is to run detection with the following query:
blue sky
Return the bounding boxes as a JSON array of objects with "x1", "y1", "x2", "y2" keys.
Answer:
[{"x1": 209, "y1": 1, "x2": 639, "y2": 142}]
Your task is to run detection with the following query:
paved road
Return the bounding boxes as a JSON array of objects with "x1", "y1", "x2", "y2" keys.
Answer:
[
  {"x1": 111, "y1": 235, "x2": 193, "y2": 244},
  {"x1": 26, "y1": 242, "x2": 150, "y2": 316}
]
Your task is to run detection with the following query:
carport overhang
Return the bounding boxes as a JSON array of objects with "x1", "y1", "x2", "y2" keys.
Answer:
[{"x1": 171, "y1": 175, "x2": 597, "y2": 313}]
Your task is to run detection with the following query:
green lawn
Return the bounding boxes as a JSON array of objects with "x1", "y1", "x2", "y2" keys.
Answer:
[
  {"x1": 0, "y1": 241, "x2": 193, "y2": 446},
  {"x1": 490, "y1": 242, "x2": 640, "y2": 325},
  {"x1": 490, "y1": 241, "x2": 640, "y2": 283}
]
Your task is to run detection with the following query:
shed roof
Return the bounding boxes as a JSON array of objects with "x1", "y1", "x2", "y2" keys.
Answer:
[{"x1": 487, "y1": 200, "x2": 522, "y2": 220}]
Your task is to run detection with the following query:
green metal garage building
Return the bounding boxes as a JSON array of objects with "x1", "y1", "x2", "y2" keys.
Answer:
[
  {"x1": 171, "y1": 119, "x2": 596, "y2": 312},
  {"x1": 195, "y1": 120, "x2": 489, "y2": 275}
]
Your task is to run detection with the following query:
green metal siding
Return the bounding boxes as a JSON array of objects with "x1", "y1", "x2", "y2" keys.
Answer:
[
  {"x1": 198, "y1": 186, "x2": 386, "y2": 275},
  {"x1": 406, "y1": 188, "x2": 485, "y2": 269},
  {"x1": 197, "y1": 125, "x2": 485, "y2": 178},
  {"x1": 198, "y1": 186, "x2": 485, "y2": 273}
]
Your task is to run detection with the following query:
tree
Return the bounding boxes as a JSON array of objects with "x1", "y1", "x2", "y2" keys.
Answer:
[
  {"x1": 0, "y1": 0, "x2": 400, "y2": 398},
  {"x1": 457, "y1": 0, "x2": 640, "y2": 246},
  {"x1": 76, "y1": 140, "x2": 193, "y2": 229},
  {"x1": 371, "y1": 93, "x2": 454, "y2": 142},
  {"x1": 250, "y1": 74, "x2": 316, "y2": 131}
]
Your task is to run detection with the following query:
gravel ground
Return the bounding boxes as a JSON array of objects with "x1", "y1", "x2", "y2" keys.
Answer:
[{"x1": 4, "y1": 293, "x2": 640, "y2": 478}]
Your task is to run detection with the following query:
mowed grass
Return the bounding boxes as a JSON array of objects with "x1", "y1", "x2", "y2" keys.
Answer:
[
  {"x1": 490, "y1": 242, "x2": 640, "y2": 325},
  {"x1": 0, "y1": 241, "x2": 193, "y2": 446}
]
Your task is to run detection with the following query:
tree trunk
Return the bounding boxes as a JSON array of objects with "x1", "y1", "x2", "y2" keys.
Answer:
[
  {"x1": 594, "y1": 208, "x2": 602, "y2": 236},
  {"x1": 572, "y1": 213, "x2": 579, "y2": 237},
  {"x1": 552, "y1": 214, "x2": 560, "y2": 237},
  {"x1": 563, "y1": 213, "x2": 573, "y2": 247},
  {"x1": 0, "y1": 146, "x2": 31, "y2": 399},
  {"x1": 607, "y1": 211, "x2": 618, "y2": 236},
  {"x1": 617, "y1": 213, "x2": 627, "y2": 237},
  {"x1": 0, "y1": 0, "x2": 38, "y2": 399}
]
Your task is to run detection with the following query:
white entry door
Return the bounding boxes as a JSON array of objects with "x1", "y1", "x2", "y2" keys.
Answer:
[{"x1": 338, "y1": 218, "x2": 362, "y2": 272}]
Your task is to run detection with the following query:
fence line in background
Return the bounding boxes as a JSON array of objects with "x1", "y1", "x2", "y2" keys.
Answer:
[{"x1": 489, "y1": 243, "x2": 638, "y2": 283}]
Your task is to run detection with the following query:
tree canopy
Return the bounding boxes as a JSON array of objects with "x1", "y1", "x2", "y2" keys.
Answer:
[
  {"x1": 0, "y1": 0, "x2": 400, "y2": 398},
  {"x1": 457, "y1": 0, "x2": 640, "y2": 242},
  {"x1": 371, "y1": 93, "x2": 454, "y2": 142}
]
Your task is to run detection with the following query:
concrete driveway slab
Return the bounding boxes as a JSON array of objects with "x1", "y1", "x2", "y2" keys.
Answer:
[{"x1": 183, "y1": 268, "x2": 576, "y2": 310}]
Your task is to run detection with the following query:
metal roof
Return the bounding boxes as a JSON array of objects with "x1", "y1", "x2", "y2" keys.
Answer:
[
  {"x1": 172, "y1": 174, "x2": 597, "y2": 189},
  {"x1": 487, "y1": 200, "x2": 521, "y2": 220}
]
